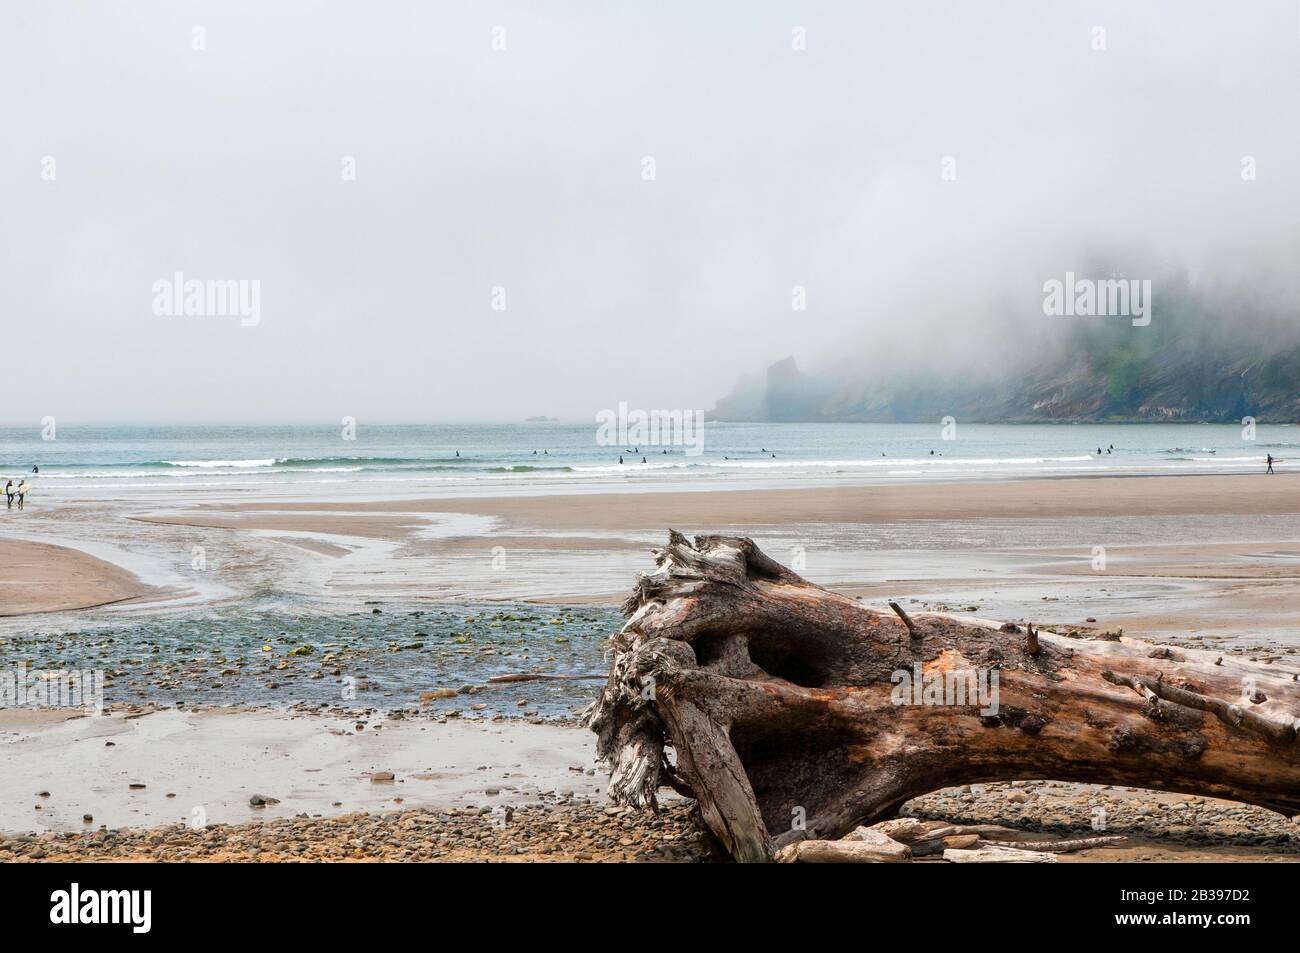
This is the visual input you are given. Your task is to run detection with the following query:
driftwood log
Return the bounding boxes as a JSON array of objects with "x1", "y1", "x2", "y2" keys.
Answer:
[{"x1": 585, "y1": 532, "x2": 1300, "y2": 862}]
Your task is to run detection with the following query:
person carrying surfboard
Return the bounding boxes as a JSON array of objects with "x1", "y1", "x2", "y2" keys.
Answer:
[
  {"x1": 14, "y1": 480, "x2": 28, "y2": 509},
  {"x1": 4, "y1": 480, "x2": 13, "y2": 509}
]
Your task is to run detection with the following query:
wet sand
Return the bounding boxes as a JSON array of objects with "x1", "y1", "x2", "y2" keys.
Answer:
[
  {"x1": 10, "y1": 471, "x2": 1290, "y2": 644},
  {"x1": 6, "y1": 473, "x2": 1300, "y2": 642},
  {"x1": 0, "y1": 539, "x2": 159, "y2": 616},
  {"x1": 0, "y1": 707, "x2": 604, "y2": 833},
  {"x1": 207, "y1": 471, "x2": 1300, "y2": 527}
]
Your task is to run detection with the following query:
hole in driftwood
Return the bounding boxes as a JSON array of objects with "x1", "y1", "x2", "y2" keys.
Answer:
[
  {"x1": 690, "y1": 629, "x2": 837, "y2": 687},
  {"x1": 748, "y1": 641, "x2": 826, "y2": 687},
  {"x1": 729, "y1": 717, "x2": 862, "y2": 833},
  {"x1": 690, "y1": 631, "x2": 738, "y2": 668},
  {"x1": 747, "y1": 633, "x2": 836, "y2": 688}
]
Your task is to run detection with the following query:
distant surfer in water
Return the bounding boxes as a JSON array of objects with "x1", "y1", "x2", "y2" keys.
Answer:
[{"x1": 1267, "y1": 453, "x2": 1275, "y2": 474}]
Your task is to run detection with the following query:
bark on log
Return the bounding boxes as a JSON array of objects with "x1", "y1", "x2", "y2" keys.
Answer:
[{"x1": 585, "y1": 532, "x2": 1300, "y2": 863}]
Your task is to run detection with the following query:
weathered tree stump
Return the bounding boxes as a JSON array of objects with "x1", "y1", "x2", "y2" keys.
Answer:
[{"x1": 585, "y1": 532, "x2": 1300, "y2": 862}]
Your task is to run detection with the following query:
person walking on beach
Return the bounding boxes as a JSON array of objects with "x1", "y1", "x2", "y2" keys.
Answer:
[
  {"x1": 4, "y1": 480, "x2": 13, "y2": 509},
  {"x1": 1267, "y1": 453, "x2": 1275, "y2": 474},
  {"x1": 15, "y1": 479, "x2": 28, "y2": 509}
]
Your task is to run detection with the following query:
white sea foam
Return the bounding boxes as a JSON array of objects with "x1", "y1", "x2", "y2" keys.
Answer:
[{"x1": 165, "y1": 459, "x2": 276, "y2": 468}]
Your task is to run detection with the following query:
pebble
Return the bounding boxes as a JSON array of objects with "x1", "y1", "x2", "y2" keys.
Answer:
[{"x1": 0, "y1": 802, "x2": 707, "y2": 863}]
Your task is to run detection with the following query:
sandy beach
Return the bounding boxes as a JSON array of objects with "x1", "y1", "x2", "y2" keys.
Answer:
[
  {"x1": 203, "y1": 471, "x2": 1300, "y2": 526},
  {"x1": 4, "y1": 471, "x2": 1300, "y2": 862},
  {"x1": 8, "y1": 472, "x2": 1300, "y2": 643},
  {"x1": 0, "y1": 539, "x2": 161, "y2": 617}
]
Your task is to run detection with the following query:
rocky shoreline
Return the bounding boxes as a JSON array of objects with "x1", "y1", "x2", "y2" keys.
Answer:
[
  {"x1": 1, "y1": 800, "x2": 709, "y2": 863},
  {"x1": 5, "y1": 780, "x2": 1296, "y2": 863}
]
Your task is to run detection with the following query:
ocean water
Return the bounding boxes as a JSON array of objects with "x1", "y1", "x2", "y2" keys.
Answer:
[{"x1": 0, "y1": 421, "x2": 1292, "y2": 498}]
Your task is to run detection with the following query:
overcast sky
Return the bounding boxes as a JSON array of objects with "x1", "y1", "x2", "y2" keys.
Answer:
[{"x1": 3, "y1": 1, "x2": 1298, "y2": 424}]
